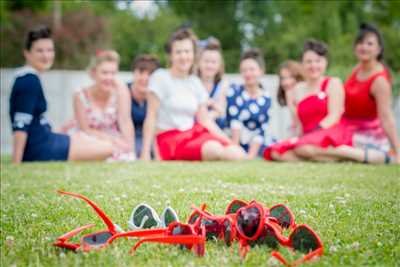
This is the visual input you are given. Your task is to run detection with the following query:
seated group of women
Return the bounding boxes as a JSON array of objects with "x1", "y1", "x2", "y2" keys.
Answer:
[{"x1": 9, "y1": 23, "x2": 399, "y2": 164}]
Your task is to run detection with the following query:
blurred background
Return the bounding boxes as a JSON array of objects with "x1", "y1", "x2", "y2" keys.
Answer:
[{"x1": 1, "y1": 0, "x2": 399, "y2": 154}]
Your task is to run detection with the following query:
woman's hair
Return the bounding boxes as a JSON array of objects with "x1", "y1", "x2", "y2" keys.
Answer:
[
  {"x1": 240, "y1": 48, "x2": 265, "y2": 71},
  {"x1": 164, "y1": 27, "x2": 198, "y2": 73},
  {"x1": 277, "y1": 61, "x2": 304, "y2": 106},
  {"x1": 354, "y1": 22, "x2": 384, "y2": 61},
  {"x1": 131, "y1": 54, "x2": 160, "y2": 74},
  {"x1": 88, "y1": 49, "x2": 120, "y2": 71},
  {"x1": 302, "y1": 39, "x2": 328, "y2": 58},
  {"x1": 25, "y1": 25, "x2": 52, "y2": 51},
  {"x1": 165, "y1": 27, "x2": 198, "y2": 54},
  {"x1": 197, "y1": 37, "x2": 225, "y2": 84}
]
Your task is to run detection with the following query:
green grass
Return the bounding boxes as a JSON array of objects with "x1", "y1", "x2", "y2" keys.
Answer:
[{"x1": 1, "y1": 158, "x2": 399, "y2": 266}]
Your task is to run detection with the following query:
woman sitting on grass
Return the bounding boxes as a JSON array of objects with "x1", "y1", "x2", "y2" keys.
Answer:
[
  {"x1": 140, "y1": 27, "x2": 246, "y2": 161},
  {"x1": 292, "y1": 23, "x2": 400, "y2": 164},
  {"x1": 264, "y1": 40, "x2": 345, "y2": 161},
  {"x1": 62, "y1": 50, "x2": 135, "y2": 161},
  {"x1": 276, "y1": 60, "x2": 304, "y2": 137},
  {"x1": 10, "y1": 25, "x2": 114, "y2": 163},
  {"x1": 197, "y1": 37, "x2": 229, "y2": 129},
  {"x1": 225, "y1": 49, "x2": 275, "y2": 159}
]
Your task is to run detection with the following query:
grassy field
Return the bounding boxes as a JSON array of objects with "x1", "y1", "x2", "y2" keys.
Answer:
[{"x1": 1, "y1": 158, "x2": 399, "y2": 267}]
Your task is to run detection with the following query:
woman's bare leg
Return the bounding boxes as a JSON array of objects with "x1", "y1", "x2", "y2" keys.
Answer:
[
  {"x1": 201, "y1": 141, "x2": 246, "y2": 161},
  {"x1": 68, "y1": 132, "x2": 113, "y2": 161},
  {"x1": 220, "y1": 145, "x2": 246, "y2": 160},
  {"x1": 201, "y1": 140, "x2": 224, "y2": 161},
  {"x1": 271, "y1": 150, "x2": 304, "y2": 162},
  {"x1": 294, "y1": 144, "x2": 389, "y2": 164}
]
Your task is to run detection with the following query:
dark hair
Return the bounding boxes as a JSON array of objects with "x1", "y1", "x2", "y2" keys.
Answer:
[
  {"x1": 277, "y1": 61, "x2": 304, "y2": 106},
  {"x1": 25, "y1": 25, "x2": 52, "y2": 51},
  {"x1": 302, "y1": 39, "x2": 328, "y2": 58},
  {"x1": 131, "y1": 54, "x2": 160, "y2": 74},
  {"x1": 197, "y1": 37, "x2": 224, "y2": 84},
  {"x1": 354, "y1": 22, "x2": 384, "y2": 61},
  {"x1": 240, "y1": 48, "x2": 265, "y2": 70},
  {"x1": 165, "y1": 27, "x2": 198, "y2": 54}
]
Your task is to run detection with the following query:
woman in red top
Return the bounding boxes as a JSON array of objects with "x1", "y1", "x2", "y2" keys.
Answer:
[
  {"x1": 264, "y1": 40, "x2": 344, "y2": 161},
  {"x1": 293, "y1": 23, "x2": 400, "y2": 164}
]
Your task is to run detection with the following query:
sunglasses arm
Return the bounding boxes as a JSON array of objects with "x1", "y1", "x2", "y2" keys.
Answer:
[
  {"x1": 291, "y1": 247, "x2": 323, "y2": 267},
  {"x1": 53, "y1": 224, "x2": 95, "y2": 251},
  {"x1": 129, "y1": 235, "x2": 205, "y2": 254},
  {"x1": 58, "y1": 190, "x2": 116, "y2": 234},
  {"x1": 107, "y1": 228, "x2": 167, "y2": 244},
  {"x1": 56, "y1": 224, "x2": 95, "y2": 242}
]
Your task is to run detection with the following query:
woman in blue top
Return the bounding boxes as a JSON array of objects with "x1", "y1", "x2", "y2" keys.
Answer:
[
  {"x1": 226, "y1": 49, "x2": 275, "y2": 159},
  {"x1": 128, "y1": 54, "x2": 160, "y2": 157},
  {"x1": 9, "y1": 25, "x2": 114, "y2": 163}
]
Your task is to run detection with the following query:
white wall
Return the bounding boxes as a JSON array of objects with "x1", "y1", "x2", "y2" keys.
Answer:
[{"x1": 1, "y1": 68, "x2": 296, "y2": 155}]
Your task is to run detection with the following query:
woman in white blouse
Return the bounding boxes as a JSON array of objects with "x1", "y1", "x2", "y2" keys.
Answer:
[{"x1": 140, "y1": 28, "x2": 245, "y2": 161}]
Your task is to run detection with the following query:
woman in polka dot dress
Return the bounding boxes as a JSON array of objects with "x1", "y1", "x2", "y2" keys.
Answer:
[{"x1": 226, "y1": 49, "x2": 275, "y2": 159}]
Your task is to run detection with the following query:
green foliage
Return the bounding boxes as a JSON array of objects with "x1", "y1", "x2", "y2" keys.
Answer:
[
  {"x1": 1, "y1": 0, "x2": 399, "y2": 82},
  {"x1": 109, "y1": 7, "x2": 182, "y2": 70},
  {"x1": 1, "y1": 159, "x2": 400, "y2": 266}
]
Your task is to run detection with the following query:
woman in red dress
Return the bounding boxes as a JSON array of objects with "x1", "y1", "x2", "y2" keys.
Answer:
[
  {"x1": 293, "y1": 23, "x2": 399, "y2": 164},
  {"x1": 264, "y1": 40, "x2": 344, "y2": 161}
]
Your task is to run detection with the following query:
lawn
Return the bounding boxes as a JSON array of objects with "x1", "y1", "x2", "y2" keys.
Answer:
[{"x1": 1, "y1": 158, "x2": 399, "y2": 266}]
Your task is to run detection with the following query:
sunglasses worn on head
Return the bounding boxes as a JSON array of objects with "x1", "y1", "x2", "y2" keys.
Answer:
[
  {"x1": 191, "y1": 204, "x2": 237, "y2": 246},
  {"x1": 108, "y1": 222, "x2": 206, "y2": 256},
  {"x1": 53, "y1": 190, "x2": 122, "y2": 252}
]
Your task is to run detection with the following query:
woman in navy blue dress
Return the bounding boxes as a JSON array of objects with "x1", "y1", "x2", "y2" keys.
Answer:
[
  {"x1": 226, "y1": 49, "x2": 276, "y2": 159},
  {"x1": 9, "y1": 25, "x2": 114, "y2": 163}
]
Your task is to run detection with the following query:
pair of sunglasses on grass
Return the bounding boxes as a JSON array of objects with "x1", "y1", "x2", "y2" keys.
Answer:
[
  {"x1": 188, "y1": 199, "x2": 323, "y2": 266},
  {"x1": 53, "y1": 191, "x2": 204, "y2": 255}
]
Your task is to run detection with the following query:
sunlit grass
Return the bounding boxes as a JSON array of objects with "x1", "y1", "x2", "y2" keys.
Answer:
[{"x1": 1, "y1": 158, "x2": 399, "y2": 266}]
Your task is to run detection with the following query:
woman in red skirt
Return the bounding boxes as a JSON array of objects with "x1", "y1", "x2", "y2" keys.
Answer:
[
  {"x1": 139, "y1": 28, "x2": 246, "y2": 161},
  {"x1": 293, "y1": 23, "x2": 399, "y2": 164},
  {"x1": 264, "y1": 40, "x2": 344, "y2": 161}
]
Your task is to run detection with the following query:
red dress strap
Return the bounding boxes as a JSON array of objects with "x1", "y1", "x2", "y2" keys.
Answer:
[{"x1": 320, "y1": 77, "x2": 331, "y2": 92}]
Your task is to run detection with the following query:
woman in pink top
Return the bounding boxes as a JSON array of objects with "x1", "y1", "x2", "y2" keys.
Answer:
[{"x1": 63, "y1": 50, "x2": 134, "y2": 160}]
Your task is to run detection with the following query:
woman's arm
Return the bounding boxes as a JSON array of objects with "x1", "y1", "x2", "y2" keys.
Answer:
[
  {"x1": 73, "y1": 91, "x2": 114, "y2": 142},
  {"x1": 208, "y1": 80, "x2": 229, "y2": 119},
  {"x1": 319, "y1": 77, "x2": 344, "y2": 129},
  {"x1": 140, "y1": 92, "x2": 160, "y2": 160},
  {"x1": 116, "y1": 83, "x2": 135, "y2": 152},
  {"x1": 197, "y1": 104, "x2": 232, "y2": 144},
  {"x1": 372, "y1": 76, "x2": 400, "y2": 163},
  {"x1": 247, "y1": 142, "x2": 261, "y2": 159},
  {"x1": 12, "y1": 131, "x2": 27, "y2": 164}
]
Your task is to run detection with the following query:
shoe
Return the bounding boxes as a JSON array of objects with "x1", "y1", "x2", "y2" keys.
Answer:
[{"x1": 128, "y1": 203, "x2": 161, "y2": 230}]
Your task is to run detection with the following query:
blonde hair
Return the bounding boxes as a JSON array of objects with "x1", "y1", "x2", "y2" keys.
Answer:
[{"x1": 88, "y1": 49, "x2": 120, "y2": 71}]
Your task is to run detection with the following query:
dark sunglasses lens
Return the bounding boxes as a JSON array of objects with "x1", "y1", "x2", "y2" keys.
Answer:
[
  {"x1": 223, "y1": 219, "x2": 233, "y2": 246},
  {"x1": 83, "y1": 231, "x2": 113, "y2": 245},
  {"x1": 188, "y1": 212, "x2": 200, "y2": 225},
  {"x1": 227, "y1": 201, "x2": 247, "y2": 214},
  {"x1": 237, "y1": 207, "x2": 261, "y2": 238},
  {"x1": 201, "y1": 218, "x2": 220, "y2": 240},
  {"x1": 248, "y1": 224, "x2": 279, "y2": 248},
  {"x1": 291, "y1": 226, "x2": 320, "y2": 253},
  {"x1": 270, "y1": 206, "x2": 292, "y2": 228}
]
